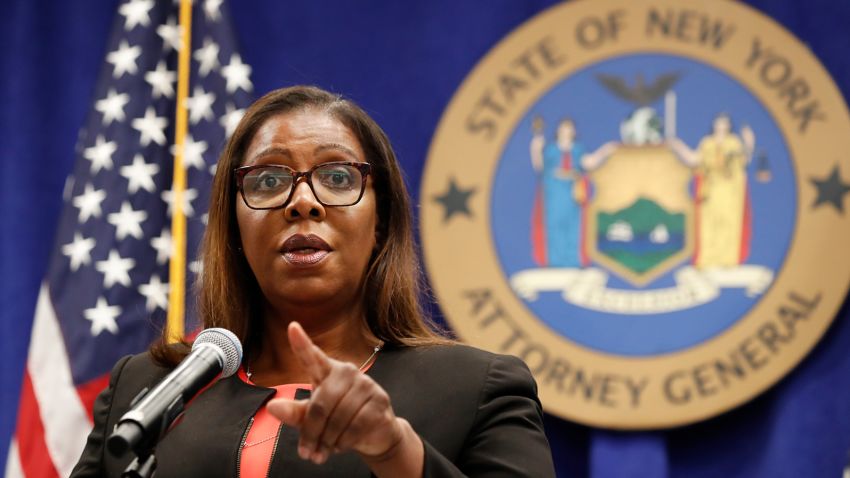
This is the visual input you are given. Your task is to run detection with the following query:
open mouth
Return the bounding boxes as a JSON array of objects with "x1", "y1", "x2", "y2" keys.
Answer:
[{"x1": 280, "y1": 234, "x2": 332, "y2": 266}]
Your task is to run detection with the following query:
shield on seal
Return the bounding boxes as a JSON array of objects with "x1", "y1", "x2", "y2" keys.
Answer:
[{"x1": 587, "y1": 144, "x2": 694, "y2": 286}]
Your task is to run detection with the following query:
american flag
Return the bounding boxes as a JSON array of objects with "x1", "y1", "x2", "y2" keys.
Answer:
[{"x1": 5, "y1": 1, "x2": 252, "y2": 476}]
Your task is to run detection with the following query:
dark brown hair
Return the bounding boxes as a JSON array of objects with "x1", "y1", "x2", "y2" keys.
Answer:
[{"x1": 153, "y1": 85, "x2": 450, "y2": 364}]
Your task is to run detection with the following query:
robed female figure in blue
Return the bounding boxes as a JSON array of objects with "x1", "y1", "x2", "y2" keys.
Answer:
[{"x1": 530, "y1": 118, "x2": 615, "y2": 268}]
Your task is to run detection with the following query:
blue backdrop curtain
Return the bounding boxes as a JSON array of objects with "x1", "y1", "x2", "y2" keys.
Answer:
[{"x1": 2, "y1": 1, "x2": 849, "y2": 476}]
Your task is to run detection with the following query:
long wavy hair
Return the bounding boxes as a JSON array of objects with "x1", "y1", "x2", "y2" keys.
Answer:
[{"x1": 153, "y1": 85, "x2": 450, "y2": 364}]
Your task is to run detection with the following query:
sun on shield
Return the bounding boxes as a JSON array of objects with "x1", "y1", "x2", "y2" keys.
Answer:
[{"x1": 587, "y1": 145, "x2": 694, "y2": 286}]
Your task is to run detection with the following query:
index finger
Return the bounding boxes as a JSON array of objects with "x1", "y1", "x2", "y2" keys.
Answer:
[{"x1": 288, "y1": 321, "x2": 333, "y2": 384}]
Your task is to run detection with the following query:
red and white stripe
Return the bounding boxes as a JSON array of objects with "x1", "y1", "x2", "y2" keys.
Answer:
[
  {"x1": 7, "y1": 285, "x2": 94, "y2": 478},
  {"x1": 5, "y1": 439, "x2": 24, "y2": 478}
]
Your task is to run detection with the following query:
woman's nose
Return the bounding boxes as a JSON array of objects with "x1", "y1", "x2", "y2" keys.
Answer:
[{"x1": 283, "y1": 180, "x2": 326, "y2": 221}]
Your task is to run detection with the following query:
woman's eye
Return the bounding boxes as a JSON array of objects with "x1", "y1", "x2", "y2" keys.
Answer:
[
  {"x1": 318, "y1": 168, "x2": 354, "y2": 189},
  {"x1": 251, "y1": 171, "x2": 289, "y2": 191}
]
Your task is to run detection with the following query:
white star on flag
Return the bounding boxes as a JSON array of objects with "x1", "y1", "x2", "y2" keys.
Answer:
[
  {"x1": 194, "y1": 37, "x2": 220, "y2": 77},
  {"x1": 83, "y1": 135, "x2": 118, "y2": 174},
  {"x1": 83, "y1": 296, "x2": 122, "y2": 336},
  {"x1": 157, "y1": 16, "x2": 183, "y2": 52},
  {"x1": 145, "y1": 61, "x2": 177, "y2": 99},
  {"x1": 162, "y1": 188, "x2": 198, "y2": 217},
  {"x1": 139, "y1": 274, "x2": 169, "y2": 312},
  {"x1": 221, "y1": 54, "x2": 252, "y2": 93},
  {"x1": 220, "y1": 103, "x2": 245, "y2": 138},
  {"x1": 107, "y1": 201, "x2": 148, "y2": 240},
  {"x1": 118, "y1": 0, "x2": 154, "y2": 30},
  {"x1": 171, "y1": 134, "x2": 209, "y2": 170},
  {"x1": 95, "y1": 249, "x2": 136, "y2": 289},
  {"x1": 120, "y1": 154, "x2": 160, "y2": 194},
  {"x1": 95, "y1": 89, "x2": 130, "y2": 125},
  {"x1": 132, "y1": 107, "x2": 169, "y2": 146},
  {"x1": 189, "y1": 259, "x2": 203, "y2": 275},
  {"x1": 72, "y1": 184, "x2": 107, "y2": 223},
  {"x1": 106, "y1": 40, "x2": 142, "y2": 78},
  {"x1": 61, "y1": 232, "x2": 96, "y2": 272},
  {"x1": 151, "y1": 229, "x2": 173, "y2": 265},
  {"x1": 204, "y1": 0, "x2": 222, "y2": 21},
  {"x1": 186, "y1": 86, "x2": 216, "y2": 124}
]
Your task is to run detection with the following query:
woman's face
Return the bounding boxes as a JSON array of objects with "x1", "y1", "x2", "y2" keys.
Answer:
[
  {"x1": 557, "y1": 121, "x2": 575, "y2": 143},
  {"x1": 235, "y1": 108, "x2": 378, "y2": 314},
  {"x1": 713, "y1": 116, "x2": 731, "y2": 135}
]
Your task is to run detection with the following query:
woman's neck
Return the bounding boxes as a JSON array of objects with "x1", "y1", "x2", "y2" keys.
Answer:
[
  {"x1": 247, "y1": 303, "x2": 378, "y2": 386},
  {"x1": 713, "y1": 131, "x2": 729, "y2": 141},
  {"x1": 558, "y1": 138, "x2": 574, "y2": 150}
]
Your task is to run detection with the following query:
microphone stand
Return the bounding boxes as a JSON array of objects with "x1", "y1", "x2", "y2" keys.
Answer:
[
  {"x1": 122, "y1": 450, "x2": 157, "y2": 478},
  {"x1": 114, "y1": 386, "x2": 161, "y2": 478}
]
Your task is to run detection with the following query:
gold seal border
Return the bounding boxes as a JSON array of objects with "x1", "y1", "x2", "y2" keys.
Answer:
[{"x1": 421, "y1": 0, "x2": 850, "y2": 429}]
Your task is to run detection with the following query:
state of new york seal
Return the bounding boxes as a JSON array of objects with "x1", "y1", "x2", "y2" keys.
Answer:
[{"x1": 421, "y1": 0, "x2": 850, "y2": 428}]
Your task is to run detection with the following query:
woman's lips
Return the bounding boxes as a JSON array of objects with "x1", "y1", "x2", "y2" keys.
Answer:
[
  {"x1": 282, "y1": 248, "x2": 329, "y2": 266},
  {"x1": 279, "y1": 234, "x2": 332, "y2": 266}
]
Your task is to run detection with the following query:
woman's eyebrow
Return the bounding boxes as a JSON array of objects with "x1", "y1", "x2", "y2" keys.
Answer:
[
  {"x1": 250, "y1": 146, "x2": 292, "y2": 163},
  {"x1": 314, "y1": 143, "x2": 359, "y2": 159}
]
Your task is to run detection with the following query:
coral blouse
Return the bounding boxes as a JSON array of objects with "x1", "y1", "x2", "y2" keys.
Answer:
[{"x1": 237, "y1": 360, "x2": 375, "y2": 478}]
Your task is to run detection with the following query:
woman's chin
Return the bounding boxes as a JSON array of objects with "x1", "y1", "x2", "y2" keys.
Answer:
[{"x1": 268, "y1": 281, "x2": 347, "y2": 307}]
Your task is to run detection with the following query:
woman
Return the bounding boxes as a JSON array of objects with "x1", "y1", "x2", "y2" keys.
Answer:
[
  {"x1": 529, "y1": 117, "x2": 614, "y2": 268},
  {"x1": 71, "y1": 86, "x2": 555, "y2": 477},
  {"x1": 670, "y1": 113, "x2": 754, "y2": 268}
]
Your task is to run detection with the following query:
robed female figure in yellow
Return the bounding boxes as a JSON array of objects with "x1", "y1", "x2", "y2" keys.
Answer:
[{"x1": 671, "y1": 113, "x2": 755, "y2": 268}]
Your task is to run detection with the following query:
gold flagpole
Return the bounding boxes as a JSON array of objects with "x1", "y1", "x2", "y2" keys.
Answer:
[{"x1": 166, "y1": 0, "x2": 193, "y2": 343}]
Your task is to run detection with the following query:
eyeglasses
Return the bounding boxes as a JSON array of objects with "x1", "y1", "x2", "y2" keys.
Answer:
[{"x1": 234, "y1": 161, "x2": 371, "y2": 210}]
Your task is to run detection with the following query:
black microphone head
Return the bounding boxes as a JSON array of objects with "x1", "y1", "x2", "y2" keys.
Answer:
[{"x1": 193, "y1": 328, "x2": 243, "y2": 377}]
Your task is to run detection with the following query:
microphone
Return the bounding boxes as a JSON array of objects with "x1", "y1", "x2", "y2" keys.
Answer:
[{"x1": 106, "y1": 328, "x2": 243, "y2": 458}]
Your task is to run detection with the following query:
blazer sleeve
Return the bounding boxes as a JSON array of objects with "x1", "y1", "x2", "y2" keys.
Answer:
[
  {"x1": 421, "y1": 353, "x2": 556, "y2": 477},
  {"x1": 69, "y1": 354, "x2": 132, "y2": 478}
]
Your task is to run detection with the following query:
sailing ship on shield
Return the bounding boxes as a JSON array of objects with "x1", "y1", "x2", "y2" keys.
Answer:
[{"x1": 512, "y1": 72, "x2": 775, "y2": 314}]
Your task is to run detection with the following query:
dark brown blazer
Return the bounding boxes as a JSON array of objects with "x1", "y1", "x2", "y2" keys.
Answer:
[{"x1": 70, "y1": 343, "x2": 556, "y2": 477}]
